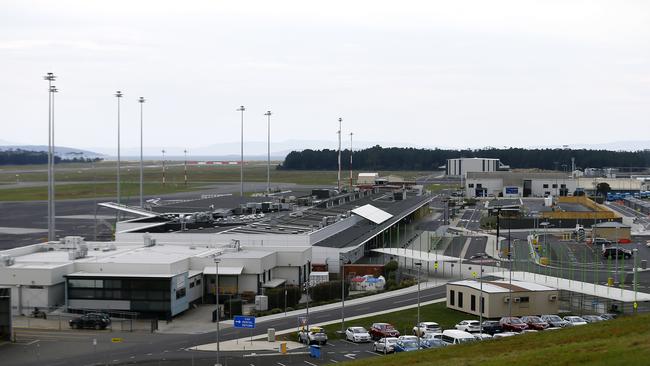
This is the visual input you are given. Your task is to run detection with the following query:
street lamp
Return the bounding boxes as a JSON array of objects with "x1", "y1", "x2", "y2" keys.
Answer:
[
  {"x1": 265, "y1": 110, "x2": 272, "y2": 194},
  {"x1": 340, "y1": 254, "x2": 350, "y2": 335},
  {"x1": 237, "y1": 105, "x2": 245, "y2": 196},
  {"x1": 184, "y1": 149, "x2": 188, "y2": 185},
  {"x1": 470, "y1": 252, "x2": 489, "y2": 335},
  {"x1": 415, "y1": 261, "x2": 422, "y2": 347},
  {"x1": 349, "y1": 132, "x2": 354, "y2": 191},
  {"x1": 138, "y1": 97, "x2": 145, "y2": 207},
  {"x1": 115, "y1": 91, "x2": 123, "y2": 211},
  {"x1": 337, "y1": 117, "x2": 342, "y2": 192},
  {"x1": 633, "y1": 248, "x2": 638, "y2": 313},
  {"x1": 43, "y1": 72, "x2": 57, "y2": 241},
  {"x1": 161, "y1": 149, "x2": 166, "y2": 186},
  {"x1": 214, "y1": 257, "x2": 221, "y2": 366}
]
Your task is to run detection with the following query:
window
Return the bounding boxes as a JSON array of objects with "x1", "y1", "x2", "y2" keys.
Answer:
[
  {"x1": 470, "y1": 295, "x2": 476, "y2": 311},
  {"x1": 196, "y1": 278, "x2": 202, "y2": 286},
  {"x1": 468, "y1": 183, "x2": 475, "y2": 188},
  {"x1": 561, "y1": 184, "x2": 566, "y2": 189},
  {"x1": 458, "y1": 292, "x2": 464, "y2": 308},
  {"x1": 543, "y1": 184, "x2": 549, "y2": 188},
  {"x1": 450, "y1": 290, "x2": 455, "y2": 306},
  {"x1": 481, "y1": 297, "x2": 485, "y2": 314},
  {"x1": 552, "y1": 184, "x2": 558, "y2": 188},
  {"x1": 189, "y1": 281, "x2": 195, "y2": 288},
  {"x1": 175, "y1": 288, "x2": 186, "y2": 299},
  {"x1": 519, "y1": 296, "x2": 530, "y2": 303}
]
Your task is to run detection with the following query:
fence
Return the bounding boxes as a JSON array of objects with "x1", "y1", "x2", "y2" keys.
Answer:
[{"x1": 13, "y1": 306, "x2": 156, "y2": 332}]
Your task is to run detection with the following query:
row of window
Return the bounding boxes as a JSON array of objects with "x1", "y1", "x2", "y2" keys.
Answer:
[
  {"x1": 69, "y1": 288, "x2": 172, "y2": 301},
  {"x1": 68, "y1": 279, "x2": 169, "y2": 290},
  {"x1": 542, "y1": 183, "x2": 566, "y2": 189},
  {"x1": 450, "y1": 290, "x2": 484, "y2": 313}
]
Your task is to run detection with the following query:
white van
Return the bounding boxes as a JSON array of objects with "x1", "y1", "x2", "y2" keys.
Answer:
[{"x1": 441, "y1": 329, "x2": 476, "y2": 345}]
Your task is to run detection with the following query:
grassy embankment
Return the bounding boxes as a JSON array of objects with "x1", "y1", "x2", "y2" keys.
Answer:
[
  {"x1": 341, "y1": 311, "x2": 650, "y2": 366},
  {"x1": 0, "y1": 162, "x2": 431, "y2": 201}
]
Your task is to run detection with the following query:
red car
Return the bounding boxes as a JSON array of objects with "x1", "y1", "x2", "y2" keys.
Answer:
[
  {"x1": 520, "y1": 316, "x2": 549, "y2": 330},
  {"x1": 369, "y1": 322, "x2": 401, "y2": 341},
  {"x1": 499, "y1": 317, "x2": 528, "y2": 332}
]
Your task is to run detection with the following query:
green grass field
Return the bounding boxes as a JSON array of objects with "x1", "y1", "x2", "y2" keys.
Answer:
[
  {"x1": 342, "y1": 313, "x2": 650, "y2": 366},
  {"x1": 0, "y1": 162, "x2": 431, "y2": 201}
]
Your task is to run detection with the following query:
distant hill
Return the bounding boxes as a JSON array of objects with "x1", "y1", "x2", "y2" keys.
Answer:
[{"x1": 0, "y1": 145, "x2": 104, "y2": 159}]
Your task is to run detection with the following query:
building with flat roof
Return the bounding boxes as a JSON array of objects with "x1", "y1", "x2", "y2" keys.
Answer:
[
  {"x1": 446, "y1": 279, "x2": 559, "y2": 318},
  {"x1": 0, "y1": 236, "x2": 310, "y2": 318},
  {"x1": 446, "y1": 158, "x2": 509, "y2": 177}
]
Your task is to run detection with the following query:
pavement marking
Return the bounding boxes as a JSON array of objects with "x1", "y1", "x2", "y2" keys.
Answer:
[
  {"x1": 344, "y1": 353, "x2": 356, "y2": 359},
  {"x1": 330, "y1": 360, "x2": 339, "y2": 363},
  {"x1": 277, "y1": 363, "x2": 287, "y2": 366},
  {"x1": 25, "y1": 340, "x2": 40, "y2": 345},
  {"x1": 304, "y1": 361, "x2": 318, "y2": 366},
  {"x1": 394, "y1": 297, "x2": 415, "y2": 304}
]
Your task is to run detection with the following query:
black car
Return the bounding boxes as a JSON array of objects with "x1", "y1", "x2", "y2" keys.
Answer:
[
  {"x1": 602, "y1": 247, "x2": 632, "y2": 260},
  {"x1": 480, "y1": 321, "x2": 503, "y2": 335},
  {"x1": 69, "y1": 313, "x2": 110, "y2": 330}
]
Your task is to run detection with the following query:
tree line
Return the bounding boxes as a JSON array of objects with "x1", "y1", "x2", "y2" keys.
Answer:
[
  {"x1": 279, "y1": 146, "x2": 650, "y2": 171},
  {"x1": 0, "y1": 149, "x2": 101, "y2": 165}
]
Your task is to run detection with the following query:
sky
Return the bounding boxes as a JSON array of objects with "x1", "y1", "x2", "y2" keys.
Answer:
[{"x1": 1, "y1": 0, "x2": 649, "y2": 154}]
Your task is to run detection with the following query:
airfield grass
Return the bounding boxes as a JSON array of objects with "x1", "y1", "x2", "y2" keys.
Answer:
[
  {"x1": 340, "y1": 311, "x2": 650, "y2": 366},
  {"x1": 0, "y1": 162, "x2": 431, "y2": 200}
]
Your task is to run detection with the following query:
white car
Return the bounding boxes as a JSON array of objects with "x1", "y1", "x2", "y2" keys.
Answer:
[
  {"x1": 493, "y1": 332, "x2": 518, "y2": 339},
  {"x1": 455, "y1": 320, "x2": 481, "y2": 333},
  {"x1": 345, "y1": 326, "x2": 371, "y2": 343},
  {"x1": 398, "y1": 335, "x2": 419, "y2": 343},
  {"x1": 421, "y1": 332, "x2": 443, "y2": 342},
  {"x1": 373, "y1": 337, "x2": 399, "y2": 354},
  {"x1": 413, "y1": 321, "x2": 441, "y2": 336},
  {"x1": 564, "y1": 316, "x2": 588, "y2": 326},
  {"x1": 473, "y1": 333, "x2": 493, "y2": 340}
]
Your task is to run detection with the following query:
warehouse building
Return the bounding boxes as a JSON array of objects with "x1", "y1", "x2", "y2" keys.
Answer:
[
  {"x1": 446, "y1": 158, "x2": 509, "y2": 177},
  {"x1": 446, "y1": 279, "x2": 559, "y2": 318}
]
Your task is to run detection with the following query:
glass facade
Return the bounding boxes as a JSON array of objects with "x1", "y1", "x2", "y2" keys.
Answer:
[{"x1": 67, "y1": 276, "x2": 172, "y2": 314}]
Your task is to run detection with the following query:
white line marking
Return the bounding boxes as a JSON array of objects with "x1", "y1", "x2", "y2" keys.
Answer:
[
  {"x1": 344, "y1": 353, "x2": 356, "y2": 359},
  {"x1": 277, "y1": 363, "x2": 287, "y2": 366},
  {"x1": 365, "y1": 350, "x2": 377, "y2": 355},
  {"x1": 330, "y1": 360, "x2": 339, "y2": 363},
  {"x1": 304, "y1": 361, "x2": 318, "y2": 366},
  {"x1": 394, "y1": 297, "x2": 415, "y2": 304},
  {"x1": 25, "y1": 340, "x2": 40, "y2": 346}
]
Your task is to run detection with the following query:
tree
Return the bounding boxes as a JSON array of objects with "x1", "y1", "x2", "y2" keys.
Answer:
[{"x1": 596, "y1": 182, "x2": 612, "y2": 197}]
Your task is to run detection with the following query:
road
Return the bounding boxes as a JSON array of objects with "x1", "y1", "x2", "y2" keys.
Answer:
[{"x1": 2, "y1": 285, "x2": 448, "y2": 366}]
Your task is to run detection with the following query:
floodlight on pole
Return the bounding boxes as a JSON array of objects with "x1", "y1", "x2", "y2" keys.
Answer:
[
  {"x1": 349, "y1": 132, "x2": 353, "y2": 190},
  {"x1": 337, "y1": 117, "x2": 342, "y2": 192},
  {"x1": 265, "y1": 110, "x2": 272, "y2": 194},
  {"x1": 161, "y1": 149, "x2": 166, "y2": 186},
  {"x1": 49, "y1": 84, "x2": 58, "y2": 241},
  {"x1": 115, "y1": 91, "x2": 123, "y2": 213},
  {"x1": 138, "y1": 97, "x2": 145, "y2": 207},
  {"x1": 237, "y1": 106, "x2": 246, "y2": 196},
  {"x1": 184, "y1": 149, "x2": 188, "y2": 185},
  {"x1": 214, "y1": 257, "x2": 221, "y2": 366},
  {"x1": 43, "y1": 73, "x2": 56, "y2": 241}
]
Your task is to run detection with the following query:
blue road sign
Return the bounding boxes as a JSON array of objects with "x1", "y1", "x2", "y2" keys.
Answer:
[{"x1": 233, "y1": 315, "x2": 256, "y2": 329}]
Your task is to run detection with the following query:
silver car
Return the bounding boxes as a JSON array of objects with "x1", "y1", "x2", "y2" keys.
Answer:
[{"x1": 373, "y1": 337, "x2": 399, "y2": 354}]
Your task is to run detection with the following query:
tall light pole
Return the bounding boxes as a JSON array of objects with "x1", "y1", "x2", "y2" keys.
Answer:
[
  {"x1": 415, "y1": 262, "x2": 422, "y2": 328},
  {"x1": 349, "y1": 132, "x2": 353, "y2": 191},
  {"x1": 138, "y1": 97, "x2": 145, "y2": 207},
  {"x1": 237, "y1": 106, "x2": 245, "y2": 196},
  {"x1": 471, "y1": 252, "x2": 488, "y2": 335},
  {"x1": 50, "y1": 83, "x2": 58, "y2": 241},
  {"x1": 634, "y1": 248, "x2": 638, "y2": 313},
  {"x1": 161, "y1": 149, "x2": 166, "y2": 186},
  {"x1": 115, "y1": 91, "x2": 123, "y2": 212},
  {"x1": 43, "y1": 73, "x2": 56, "y2": 241},
  {"x1": 184, "y1": 149, "x2": 188, "y2": 185},
  {"x1": 265, "y1": 110, "x2": 272, "y2": 194},
  {"x1": 214, "y1": 257, "x2": 221, "y2": 366},
  {"x1": 337, "y1": 118, "x2": 342, "y2": 192},
  {"x1": 340, "y1": 254, "x2": 347, "y2": 334}
]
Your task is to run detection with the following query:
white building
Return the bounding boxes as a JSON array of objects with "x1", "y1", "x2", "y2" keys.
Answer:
[
  {"x1": 0, "y1": 236, "x2": 310, "y2": 318},
  {"x1": 446, "y1": 158, "x2": 509, "y2": 177},
  {"x1": 465, "y1": 172, "x2": 577, "y2": 198}
]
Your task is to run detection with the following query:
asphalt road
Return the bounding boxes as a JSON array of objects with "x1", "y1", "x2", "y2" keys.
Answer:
[{"x1": 3, "y1": 285, "x2": 448, "y2": 366}]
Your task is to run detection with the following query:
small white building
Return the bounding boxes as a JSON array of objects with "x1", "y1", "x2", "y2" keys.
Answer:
[{"x1": 357, "y1": 173, "x2": 379, "y2": 185}]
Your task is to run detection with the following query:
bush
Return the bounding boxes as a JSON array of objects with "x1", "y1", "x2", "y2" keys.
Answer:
[
  {"x1": 286, "y1": 307, "x2": 294, "y2": 312},
  {"x1": 310, "y1": 281, "x2": 350, "y2": 302},
  {"x1": 386, "y1": 279, "x2": 398, "y2": 291},
  {"x1": 384, "y1": 260, "x2": 398, "y2": 274},
  {"x1": 270, "y1": 308, "x2": 282, "y2": 314},
  {"x1": 265, "y1": 285, "x2": 302, "y2": 309}
]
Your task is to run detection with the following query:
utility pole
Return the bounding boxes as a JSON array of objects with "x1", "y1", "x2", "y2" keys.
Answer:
[
  {"x1": 265, "y1": 110, "x2": 272, "y2": 194},
  {"x1": 349, "y1": 132, "x2": 353, "y2": 191},
  {"x1": 161, "y1": 149, "x2": 166, "y2": 186},
  {"x1": 214, "y1": 257, "x2": 221, "y2": 366},
  {"x1": 237, "y1": 106, "x2": 246, "y2": 196},
  {"x1": 115, "y1": 91, "x2": 123, "y2": 210},
  {"x1": 43, "y1": 73, "x2": 56, "y2": 242},
  {"x1": 415, "y1": 262, "x2": 422, "y2": 347},
  {"x1": 340, "y1": 255, "x2": 346, "y2": 335},
  {"x1": 337, "y1": 117, "x2": 342, "y2": 192}
]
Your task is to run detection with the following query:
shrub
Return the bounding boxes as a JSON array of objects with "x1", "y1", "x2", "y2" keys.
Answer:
[{"x1": 270, "y1": 308, "x2": 282, "y2": 314}]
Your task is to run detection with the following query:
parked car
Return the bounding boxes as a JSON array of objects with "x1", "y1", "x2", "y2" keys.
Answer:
[
  {"x1": 393, "y1": 339, "x2": 421, "y2": 352},
  {"x1": 520, "y1": 316, "x2": 550, "y2": 330},
  {"x1": 493, "y1": 332, "x2": 518, "y2": 339},
  {"x1": 480, "y1": 320, "x2": 503, "y2": 335},
  {"x1": 86, "y1": 312, "x2": 111, "y2": 325},
  {"x1": 398, "y1": 335, "x2": 420, "y2": 343},
  {"x1": 420, "y1": 332, "x2": 443, "y2": 344},
  {"x1": 600, "y1": 313, "x2": 617, "y2": 320},
  {"x1": 589, "y1": 238, "x2": 612, "y2": 246},
  {"x1": 455, "y1": 320, "x2": 481, "y2": 333},
  {"x1": 373, "y1": 337, "x2": 399, "y2": 354},
  {"x1": 602, "y1": 247, "x2": 632, "y2": 259},
  {"x1": 582, "y1": 315, "x2": 605, "y2": 323},
  {"x1": 298, "y1": 326, "x2": 328, "y2": 345},
  {"x1": 420, "y1": 338, "x2": 447, "y2": 349},
  {"x1": 540, "y1": 314, "x2": 570, "y2": 328},
  {"x1": 69, "y1": 313, "x2": 110, "y2": 330},
  {"x1": 473, "y1": 333, "x2": 493, "y2": 340},
  {"x1": 413, "y1": 321, "x2": 441, "y2": 336},
  {"x1": 345, "y1": 327, "x2": 371, "y2": 343},
  {"x1": 441, "y1": 330, "x2": 476, "y2": 345},
  {"x1": 563, "y1": 316, "x2": 588, "y2": 326},
  {"x1": 369, "y1": 323, "x2": 400, "y2": 340},
  {"x1": 30, "y1": 307, "x2": 47, "y2": 319},
  {"x1": 499, "y1": 317, "x2": 528, "y2": 332}
]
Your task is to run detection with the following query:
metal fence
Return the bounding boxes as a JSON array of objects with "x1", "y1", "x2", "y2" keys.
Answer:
[{"x1": 13, "y1": 306, "x2": 156, "y2": 332}]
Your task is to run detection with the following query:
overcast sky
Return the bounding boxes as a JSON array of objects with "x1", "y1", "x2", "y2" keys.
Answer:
[{"x1": 2, "y1": 0, "x2": 649, "y2": 153}]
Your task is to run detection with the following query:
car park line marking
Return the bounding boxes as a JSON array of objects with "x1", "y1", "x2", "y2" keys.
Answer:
[
  {"x1": 330, "y1": 359, "x2": 339, "y2": 363},
  {"x1": 304, "y1": 361, "x2": 318, "y2": 366},
  {"x1": 344, "y1": 353, "x2": 356, "y2": 359},
  {"x1": 276, "y1": 363, "x2": 287, "y2": 366},
  {"x1": 25, "y1": 340, "x2": 39, "y2": 345}
]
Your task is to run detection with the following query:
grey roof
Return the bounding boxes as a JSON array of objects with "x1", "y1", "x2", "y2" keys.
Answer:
[
  {"x1": 150, "y1": 196, "x2": 270, "y2": 213},
  {"x1": 467, "y1": 171, "x2": 570, "y2": 186},
  {"x1": 594, "y1": 221, "x2": 630, "y2": 228}
]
